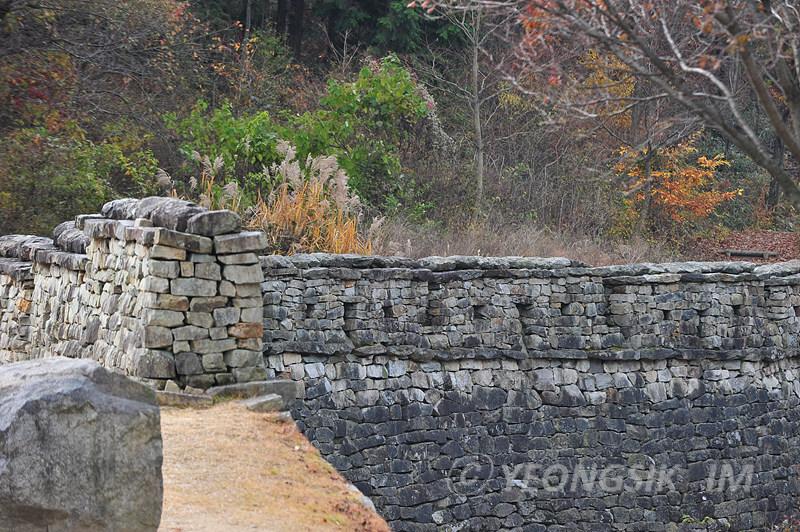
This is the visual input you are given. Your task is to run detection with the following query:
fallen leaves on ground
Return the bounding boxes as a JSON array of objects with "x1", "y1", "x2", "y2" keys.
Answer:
[{"x1": 693, "y1": 230, "x2": 800, "y2": 263}]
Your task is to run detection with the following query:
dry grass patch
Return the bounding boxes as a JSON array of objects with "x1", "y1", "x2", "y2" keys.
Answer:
[
  {"x1": 372, "y1": 218, "x2": 680, "y2": 266},
  {"x1": 159, "y1": 402, "x2": 389, "y2": 532}
]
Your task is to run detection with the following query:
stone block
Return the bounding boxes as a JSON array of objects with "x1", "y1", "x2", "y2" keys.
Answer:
[
  {"x1": 191, "y1": 338, "x2": 238, "y2": 354},
  {"x1": 145, "y1": 259, "x2": 179, "y2": 279},
  {"x1": 201, "y1": 353, "x2": 226, "y2": 372},
  {"x1": 174, "y1": 352, "x2": 203, "y2": 375},
  {"x1": 172, "y1": 340, "x2": 192, "y2": 353},
  {"x1": 142, "y1": 309, "x2": 185, "y2": 328},
  {"x1": 149, "y1": 245, "x2": 186, "y2": 261},
  {"x1": 218, "y1": 252, "x2": 259, "y2": 265},
  {"x1": 213, "y1": 306, "x2": 241, "y2": 327},
  {"x1": 235, "y1": 283, "x2": 262, "y2": 298},
  {"x1": 142, "y1": 326, "x2": 173, "y2": 349},
  {"x1": 195, "y1": 262, "x2": 222, "y2": 281},
  {"x1": 171, "y1": 278, "x2": 218, "y2": 297},
  {"x1": 219, "y1": 280, "x2": 236, "y2": 297},
  {"x1": 238, "y1": 393, "x2": 284, "y2": 412},
  {"x1": 140, "y1": 276, "x2": 169, "y2": 294},
  {"x1": 153, "y1": 228, "x2": 212, "y2": 254},
  {"x1": 180, "y1": 261, "x2": 194, "y2": 277},
  {"x1": 185, "y1": 374, "x2": 216, "y2": 389},
  {"x1": 188, "y1": 253, "x2": 215, "y2": 263},
  {"x1": 231, "y1": 366, "x2": 268, "y2": 383},
  {"x1": 133, "y1": 349, "x2": 177, "y2": 379},
  {"x1": 214, "y1": 231, "x2": 268, "y2": 254},
  {"x1": 223, "y1": 349, "x2": 261, "y2": 367},
  {"x1": 189, "y1": 296, "x2": 228, "y2": 312},
  {"x1": 233, "y1": 297, "x2": 261, "y2": 308},
  {"x1": 186, "y1": 209, "x2": 242, "y2": 237},
  {"x1": 240, "y1": 306, "x2": 262, "y2": 323},
  {"x1": 473, "y1": 386, "x2": 508, "y2": 410},
  {"x1": 209, "y1": 326, "x2": 227, "y2": 340},
  {"x1": 141, "y1": 197, "x2": 205, "y2": 233},
  {"x1": 141, "y1": 293, "x2": 190, "y2": 311},
  {"x1": 228, "y1": 322, "x2": 264, "y2": 338},
  {"x1": 172, "y1": 325, "x2": 210, "y2": 342},
  {"x1": 186, "y1": 311, "x2": 214, "y2": 328},
  {"x1": 237, "y1": 338, "x2": 263, "y2": 351},
  {"x1": 215, "y1": 373, "x2": 235, "y2": 386},
  {"x1": 156, "y1": 391, "x2": 213, "y2": 408},
  {"x1": 223, "y1": 264, "x2": 264, "y2": 284},
  {"x1": 102, "y1": 197, "x2": 139, "y2": 219},
  {"x1": 531, "y1": 369, "x2": 556, "y2": 392}
]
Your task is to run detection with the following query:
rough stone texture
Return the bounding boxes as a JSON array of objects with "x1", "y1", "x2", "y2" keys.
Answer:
[
  {"x1": 156, "y1": 389, "x2": 214, "y2": 407},
  {"x1": 102, "y1": 198, "x2": 139, "y2": 220},
  {"x1": 261, "y1": 254, "x2": 800, "y2": 531},
  {"x1": 147, "y1": 198, "x2": 205, "y2": 233},
  {"x1": 238, "y1": 393, "x2": 285, "y2": 412},
  {"x1": 53, "y1": 220, "x2": 89, "y2": 254},
  {"x1": 0, "y1": 357, "x2": 162, "y2": 531},
  {"x1": 186, "y1": 209, "x2": 242, "y2": 237},
  {"x1": 0, "y1": 198, "x2": 269, "y2": 390},
  {"x1": 7, "y1": 206, "x2": 800, "y2": 530},
  {"x1": 154, "y1": 227, "x2": 213, "y2": 254},
  {"x1": 214, "y1": 231, "x2": 268, "y2": 254}
]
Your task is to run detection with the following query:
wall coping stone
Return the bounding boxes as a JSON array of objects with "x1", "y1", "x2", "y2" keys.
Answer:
[
  {"x1": 260, "y1": 253, "x2": 800, "y2": 282},
  {"x1": 0, "y1": 257, "x2": 33, "y2": 281}
]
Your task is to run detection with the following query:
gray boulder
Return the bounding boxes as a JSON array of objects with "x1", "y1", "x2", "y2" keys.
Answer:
[
  {"x1": 135, "y1": 197, "x2": 205, "y2": 233},
  {"x1": 0, "y1": 357, "x2": 163, "y2": 531},
  {"x1": 101, "y1": 198, "x2": 139, "y2": 220},
  {"x1": 53, "y1": 221, "x2": 89, "y2": 254}
]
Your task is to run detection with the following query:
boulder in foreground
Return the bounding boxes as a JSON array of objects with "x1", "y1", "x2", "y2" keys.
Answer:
[{"x1": 0, "y1": 357, "x2": 163, "y2": 531}]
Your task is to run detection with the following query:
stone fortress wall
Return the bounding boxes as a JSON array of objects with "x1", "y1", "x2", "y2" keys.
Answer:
[
  {"x1": 260, "y1": 254, "x2": 800, "y2": 531},
  {"x1": 1, "y1": 199, "x2": 799, "y2": 530},
  {"x1": 0, "y1": 197, "x2": 268, "y2": 389}
]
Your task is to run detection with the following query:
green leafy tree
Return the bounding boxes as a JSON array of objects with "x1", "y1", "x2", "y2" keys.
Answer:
[{"x1": 166, "y1": 54, "x2": 432, "y2": 214}]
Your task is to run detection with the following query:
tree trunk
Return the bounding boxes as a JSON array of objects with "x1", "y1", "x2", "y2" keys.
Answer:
[
  {"x1": 633, "y1": 144, "x2": 653, "y2": 237},
  {"x1": 242, "y1": 0, "x2": 252, "y2": 84},
  {"x1": 472, "y1": 7, "x2": 484, "y2": 220},
  {"x1": 274, "y1": 0, "x2": 288, "y2": 35},
  {"x1": 766, "y1": 131, "x2": 785, "y2": 208},
  {"x1": 288, "y1": 0, "x2": 305, "y2": 59}
]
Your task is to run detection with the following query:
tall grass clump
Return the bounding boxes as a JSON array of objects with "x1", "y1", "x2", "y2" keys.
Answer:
[{"x1": 247, "y1": 141, "x2": 372, "y2": 255}]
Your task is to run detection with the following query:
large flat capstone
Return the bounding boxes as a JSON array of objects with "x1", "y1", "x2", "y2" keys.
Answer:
[{"x1": 0, "y1": 357, "x2": 163, "y2": 531}]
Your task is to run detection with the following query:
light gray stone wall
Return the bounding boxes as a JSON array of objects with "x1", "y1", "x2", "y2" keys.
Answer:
[{"x1": 0, "y1": 197, "x2": 268, "y2": 390}]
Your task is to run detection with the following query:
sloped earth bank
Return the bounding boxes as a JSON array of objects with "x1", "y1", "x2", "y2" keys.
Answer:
[
  {"x1": 694, "y1": 230, "x2": 800, "y2": 263},
  {"x1": 159, "y1": 402, "x2": 390, "y2": 532}
]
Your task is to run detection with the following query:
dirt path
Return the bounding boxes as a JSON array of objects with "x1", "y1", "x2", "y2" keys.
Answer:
[{"x1": 158, "y1": 402, "x2": 390, "y2": 532}]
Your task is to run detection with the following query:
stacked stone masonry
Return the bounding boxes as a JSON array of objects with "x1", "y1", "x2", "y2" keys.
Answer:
[
  {"x1": 261, "y1": 254, "x2": 800, "y2": 531},
  {"x1": 0, "y1": 197, "x2": 268, "y2": 389},
  {"x1": 3, "y1": 202, "x2": 800, "y2": 530}
]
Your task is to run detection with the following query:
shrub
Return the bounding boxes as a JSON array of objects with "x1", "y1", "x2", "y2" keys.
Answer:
[{"x1": 0, "y1": 127, "x2": 118, "y2": 235}]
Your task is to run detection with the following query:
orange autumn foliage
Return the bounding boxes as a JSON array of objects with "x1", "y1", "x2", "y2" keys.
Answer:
[{"x1": 615, "y1": 132, "x2": 740, "y2": 227}]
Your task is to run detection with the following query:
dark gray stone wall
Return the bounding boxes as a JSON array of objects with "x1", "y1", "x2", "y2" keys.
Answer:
[{"x1": 261, "y1": 254, "x2": 800, "y2": 531}]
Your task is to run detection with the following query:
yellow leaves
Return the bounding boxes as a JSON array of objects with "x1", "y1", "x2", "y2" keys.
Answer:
[
  {"x1": 579, "y1": 48, "x2": 635, "y2": 129},
  {"x1": 697, "y1": 154, "x2": 730, "y2": 170}
]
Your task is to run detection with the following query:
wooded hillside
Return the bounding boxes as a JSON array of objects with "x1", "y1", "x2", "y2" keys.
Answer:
[{"x1": 1, "y1": 0, "x2": 797, "y2": 263}]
